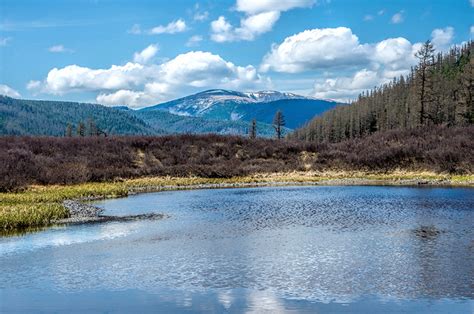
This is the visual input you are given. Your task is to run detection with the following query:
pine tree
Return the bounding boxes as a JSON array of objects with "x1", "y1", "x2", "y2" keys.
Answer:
[
  {"x1": 273, "y1": 110, "x2": 285, "y2": 139},
  {"x1": 415, "y1": 40, "x2": 435, "y2": 125},
  {"x1": 249, "y1": 119, "x2": 257, "y2": 139},
  {"x1": 77, "y1": 122, "x2": 85, "y2": 137}
]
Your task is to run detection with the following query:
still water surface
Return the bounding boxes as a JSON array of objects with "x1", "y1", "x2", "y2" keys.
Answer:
[{"x1": 1, "y1": 186, "x2": 473, "y2": 313}]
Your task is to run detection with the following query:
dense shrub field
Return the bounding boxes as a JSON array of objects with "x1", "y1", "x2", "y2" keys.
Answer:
[{"x1": 1, "y1": 125, "x2": 473, "y2": 191}]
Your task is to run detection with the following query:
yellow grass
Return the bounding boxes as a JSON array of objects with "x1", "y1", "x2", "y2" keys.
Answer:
[{"x1": 1, "y1": 172, "x2": 473, "y2": 233}]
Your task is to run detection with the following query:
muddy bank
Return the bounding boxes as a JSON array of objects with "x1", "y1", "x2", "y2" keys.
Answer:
[{"x1": 59, "y1": 200, "x2": 164, "y2": 225}]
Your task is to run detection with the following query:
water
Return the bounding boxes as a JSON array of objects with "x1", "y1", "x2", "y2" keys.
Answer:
[{"x1": 1, "y1": 186, "x2": 473, "y2": 313}]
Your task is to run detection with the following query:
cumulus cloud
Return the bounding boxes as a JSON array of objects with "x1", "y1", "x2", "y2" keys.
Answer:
[
  {"x1": 149, "y1": 19, "x2": 187, "y2": 34},
  {"x1": 312, "y1": 69, "x2": 382, "y2": 102},
  {"x1": 391, "y1": 11, "x2": 404, "y2": 24},
  {"x1": 431, "y1": 27, "x2": 454, "y2": 51},
  {"x1": 211, "y1": 0, "x2": 314, "y2": 42},
  {"x1": 471, "y1": 26, "x2": 474, "y2": 37},
  {"x1": 133, "y1": 44, "x2": 159, "y2": 64},
  {"x1": 261, "y1": 27, "x2": 371, "y2": 73},
  {"x1": 186, "y1": 35, "x2": 203, "y2": 47},
  {"x1": 211, "y1": 11, "x2": 280, "y2": 42},
  {"x1": 235, "y1": 0, "x2": 315, "y2": 14},
  {"x1": 29, "y1": 51, "x2": 267, "y2": 108},
  {"x1": 260, "y1": 26, "x2": 431, "y2": 101},
  {"x1": 48, "y1": 44, "x2": 73, "y2": 53},
  {"x1": 0, "y1": 84, "x2": 21, "y2": 98}
]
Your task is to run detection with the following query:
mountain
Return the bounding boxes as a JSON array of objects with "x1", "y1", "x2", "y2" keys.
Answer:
[
  {"x1": 142, "y1": 89, "x2": 340, "y2": 129},
  {"x1": 0, "y1": 96, "x2": 290, "y2": 137},
  {"x1": 0, "y1": 96, "x2": 160, "y2": 136},
  {"x1": 132, "y1": 110, "x2": 290, "y2": 137}
]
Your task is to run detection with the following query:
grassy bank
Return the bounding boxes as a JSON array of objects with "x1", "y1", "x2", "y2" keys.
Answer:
[{"x1": 1, "y1": 171, "x2": 473, "y2": 233}]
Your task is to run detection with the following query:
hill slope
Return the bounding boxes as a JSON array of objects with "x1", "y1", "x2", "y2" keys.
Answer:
[
  {"x1": 0, "y1": 96, "x2": 159, "y2": 136},
  {"x1": 292, "y1": 41, "x2": 473, "y2": 143},
  {"x1": 132, "y1": 110, "x2": 290, "y2": 137},
  {"x1": 142, "y1": 89, "x2": 339, "y2": 129},
  {"x1": 0, "y1": 96, "x2": 290, "y2": 137}
]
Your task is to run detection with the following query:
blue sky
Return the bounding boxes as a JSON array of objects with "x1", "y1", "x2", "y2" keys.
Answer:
[{"x1": 0, "y1": 0, "x2": 472, "y2": 108}]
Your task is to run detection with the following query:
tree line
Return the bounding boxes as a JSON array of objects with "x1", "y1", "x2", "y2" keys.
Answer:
[
  {"x1": 292, "y1": 40, "x2": 473, "y2": 143},
  {"x1": 65, "y1": 118, "x2": 107, "y2": 137},
  {"x1": 248, "y1": 110, "x2": 286, "y2": 139}
]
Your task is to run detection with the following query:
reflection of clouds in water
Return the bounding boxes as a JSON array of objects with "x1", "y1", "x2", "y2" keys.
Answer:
[
  {"x1": 245, "y1": 290, "x2": 286, "y2": 314},
  {"x1": 1, "y1": 186, "x2": 473, "y2": 306},
  {"x1": 0, "y1": 222, "x2": 138, "y2": 256},
  {"x1": 218, "y1": 289, "x2": 234, "y2": 309}
]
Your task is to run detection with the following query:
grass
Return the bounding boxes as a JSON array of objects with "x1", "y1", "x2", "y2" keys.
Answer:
[{"x1": 1, "y1": 172, "x2": 473, "y2": 233}]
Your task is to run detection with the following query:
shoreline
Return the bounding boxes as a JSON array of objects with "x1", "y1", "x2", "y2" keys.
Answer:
[{"x1": 1, "y1": 172, "x2": 473, "y2": 234}]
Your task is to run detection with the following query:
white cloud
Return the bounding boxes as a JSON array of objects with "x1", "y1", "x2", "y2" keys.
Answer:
[
  {"x1": 26, "y1": 80, "x2": 41, "y2": 91},
  {"x1": 391, "y1": 11, "x2": 404, "y2": 24},
  {"x1": 96, "y1": 90, "x2": 152, "y2": 108},
  {"x1": 312, "y1": 69, "x2": 382, "y2": 102},
  {"x1": 260, "y1": 26, "x2": 428, "y2": 101},
  {"x1": 0, "y1": 84, "x2": 21, "y2": 98},
  {"x1": 149, "y1": 19, "x2": 187, "y2": 34},
  {"x1": 186, "y1": 35, "x2": 203, "y2": 47},
  {"x1": 471, "y1": 26, "x2": 474, "y2": 37},
  {"x1": 211, "y1": 0, "x2": 314, "y2": 42},
  {"x1": 431, "y1": 27, "x2": 454, "y2": 51},
  {"x1": 29, "y1": 51, "x2": 267, "y2": 108},
  {"x1": 48, "y1": 44, "x2": 73, "y2": 53},
  {"x1": 373, "y1": 37, "x2": 417, "y2": 70},
  {"x1": 127, "y1": 24, "x2": 142, "y2": 34},
  {"x1": 0, "y1": 37, "x2": 11, "y2": 46},
  {"x1": 261, "y1": 27, "x2": 371, "y2": 73},
  {"x1": 378, "y1": 9, "x2": 385, "y2": 15},
  {"x1": 211, "y1": 12, "x2": 281, "y2": 42},
  {"x1": 471, "y1": 0, "x2": 474, "y2": 7},
  {"x1": 133, "y1": 44, "x2": 159, "y2": 64},
  {"x1": 194, "y1": 11, "x2": 209, "y2": 22},
  {"x1": 235, "y1": 0, "x2": 315, "y2": 14}
]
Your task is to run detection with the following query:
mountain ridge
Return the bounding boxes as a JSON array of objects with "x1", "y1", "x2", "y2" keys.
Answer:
[{"x1": 141, "y1": 89, "x2": 340, "y2": 129}]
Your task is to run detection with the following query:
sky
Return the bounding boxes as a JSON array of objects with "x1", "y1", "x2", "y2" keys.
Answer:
[{"x1": 0, "y1": 0, "x2": 473, "y2": 108}]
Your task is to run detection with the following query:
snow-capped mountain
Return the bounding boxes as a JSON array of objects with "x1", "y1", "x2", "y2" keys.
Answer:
[{"x1": 141, "y1": 89, "x2": 340, "y2": 129}]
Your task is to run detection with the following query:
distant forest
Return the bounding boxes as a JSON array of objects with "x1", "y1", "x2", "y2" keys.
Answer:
[{"x1": 292, "y1": 40, "x2": 473, "y2": 142}]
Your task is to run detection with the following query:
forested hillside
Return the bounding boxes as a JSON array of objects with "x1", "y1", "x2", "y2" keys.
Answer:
[
  {"x1": 292, "y1": 40, "x2": 473, "y2": 142},
  {"x1": 0, "y1": 96, "x2": 160, "y2": 136},
  {"x1": 0, "y1": 96, "x2": 289, "y2": 137}
]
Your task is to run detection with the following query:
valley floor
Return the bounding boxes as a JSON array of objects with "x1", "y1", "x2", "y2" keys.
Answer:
[{"x1": 1, "y1": 171, "x2": 473, "y2": 234}]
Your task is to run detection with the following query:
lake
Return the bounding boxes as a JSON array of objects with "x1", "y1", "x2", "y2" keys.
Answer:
[{"x1": 1, "y1": 186, "x2": 473, "y2": 313}]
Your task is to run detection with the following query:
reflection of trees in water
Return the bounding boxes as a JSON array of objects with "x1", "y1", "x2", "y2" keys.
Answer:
[{"x1": 411, "y1": 221, "x2": 473, "y2": 299}]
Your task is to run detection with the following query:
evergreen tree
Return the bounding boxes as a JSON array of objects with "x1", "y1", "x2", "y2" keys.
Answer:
[
  {"x1": 291, "y1": 40, "x2": 473, "y2": 143},
  {"x1": 415, "y1": 40, "x2": 435, "y2": 125},
  {"x1": 249, "y1": 119, "x2": 257, "y2": 139},
  {"x1": 77, "y1": 122, "x2": 85, "y2": 137},
  {"x1": 273, "y1": 110, "x2": 285, "y2": 139}
]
